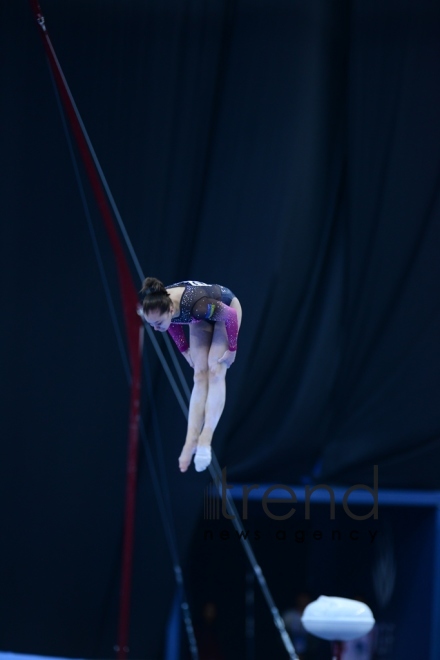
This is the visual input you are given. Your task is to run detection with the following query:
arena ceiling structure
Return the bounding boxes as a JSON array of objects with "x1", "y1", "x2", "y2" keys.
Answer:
[{"x1": 1, "y1": 0, "x2": 440, "y2": 658}]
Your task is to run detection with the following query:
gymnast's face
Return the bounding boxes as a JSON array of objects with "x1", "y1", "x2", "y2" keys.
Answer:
[{"x1": 145, "y1": 307, "x2": 173, "y2": 332}]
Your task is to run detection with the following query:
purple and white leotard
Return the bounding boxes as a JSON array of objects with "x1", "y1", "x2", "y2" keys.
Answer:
[{"x1": 166, "y1": 280, "x2": 239, "y2": 353}]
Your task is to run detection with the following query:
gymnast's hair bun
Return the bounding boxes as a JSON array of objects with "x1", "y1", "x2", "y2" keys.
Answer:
[{"x1": 141, "y1": 277, "x2": 169, "y2": 297}]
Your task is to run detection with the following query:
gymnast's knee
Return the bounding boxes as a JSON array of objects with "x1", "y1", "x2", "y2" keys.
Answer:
[
  {"x1": 193, "y1": 367, "x2": 209, "y2": 384},
  {"x1": 208, "y1": 362, "x2": 226, "y2": 381}
]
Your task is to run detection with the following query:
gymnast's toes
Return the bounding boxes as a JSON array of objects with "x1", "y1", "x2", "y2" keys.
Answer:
[{"x1": 178, "y1": 444, "x2": 197, "y2": 472}]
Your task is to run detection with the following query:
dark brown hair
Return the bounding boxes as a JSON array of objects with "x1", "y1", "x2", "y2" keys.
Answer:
[{"x1": 140, "y1": 277, "x2": 172, "y2": 315}]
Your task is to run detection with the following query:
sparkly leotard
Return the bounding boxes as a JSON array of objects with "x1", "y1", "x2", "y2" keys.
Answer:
[{"x1": 166, "y1": 280, "x2": 239, "y2": 353}]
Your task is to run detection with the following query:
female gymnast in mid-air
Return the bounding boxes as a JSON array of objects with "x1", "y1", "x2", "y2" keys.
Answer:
[{"x1": 140, "y1": 277, "x2": 242, "y2": 473}]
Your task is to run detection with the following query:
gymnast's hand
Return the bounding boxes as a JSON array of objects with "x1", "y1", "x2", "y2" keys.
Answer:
[
  {"x1": 182, "y1": 349, "x2": 194, "y2": 368},
  {"x1": 218, "y1": 350, "x2": 236, "y2": 368}
]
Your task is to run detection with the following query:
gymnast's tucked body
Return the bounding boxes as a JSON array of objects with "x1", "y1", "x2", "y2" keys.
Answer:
[{"x1": 140, "y1": 277, "x2": 242, "y2": 473}]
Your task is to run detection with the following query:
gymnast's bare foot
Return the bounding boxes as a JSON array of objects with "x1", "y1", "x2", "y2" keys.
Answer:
[{"x1": 178, "y1": 442, "x2": 197, "y2": 472}]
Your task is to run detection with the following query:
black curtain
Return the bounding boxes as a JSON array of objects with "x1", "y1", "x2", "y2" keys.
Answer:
[{"x1": 1, "y1": 0, "x2": 439, "y2": 657}]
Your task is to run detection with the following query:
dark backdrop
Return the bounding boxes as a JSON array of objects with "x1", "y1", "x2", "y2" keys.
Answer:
[{"x1": 1, "y1": 0, "x2": 440, "y2": 658}]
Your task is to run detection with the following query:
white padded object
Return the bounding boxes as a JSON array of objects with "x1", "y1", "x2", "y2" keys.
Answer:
[{"x1": 301, "y1": 596, "x2": 375, "y2": 641}]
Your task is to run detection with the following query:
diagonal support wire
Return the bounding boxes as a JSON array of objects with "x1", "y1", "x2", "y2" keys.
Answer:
[{"x1": 137, "y1": 325, "x2": 299, "y2": 660}]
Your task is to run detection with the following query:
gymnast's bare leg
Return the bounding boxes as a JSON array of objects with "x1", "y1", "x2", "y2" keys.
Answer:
[
  {"x1": 178, "y1": 321, "x2": 212, "y2": 472},
  {"x1": 179, "y1": 298, "x2": 242, "y2": 472}
]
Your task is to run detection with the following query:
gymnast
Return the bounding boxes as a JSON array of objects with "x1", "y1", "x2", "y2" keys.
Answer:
[{"x1": 140, "y1": 278, "x2": 242, "y2": 473}]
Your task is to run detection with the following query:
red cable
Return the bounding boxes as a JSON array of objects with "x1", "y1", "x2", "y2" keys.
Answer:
[
  {"x1": 29, "y1": 3, "x2": 143, "y2": 658},
  {"x1": 118, "y1": 326, "x2": 144, "y2": 660}
]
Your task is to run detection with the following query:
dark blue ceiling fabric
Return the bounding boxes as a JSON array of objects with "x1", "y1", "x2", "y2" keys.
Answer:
[{"x1": 1, "y1": 0, "x2": 440, "y2": 658}]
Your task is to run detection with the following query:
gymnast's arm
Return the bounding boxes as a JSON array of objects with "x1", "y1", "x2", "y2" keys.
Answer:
[{"x1": 167, "y1": 324, "x2": 194, "y2": 367}]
